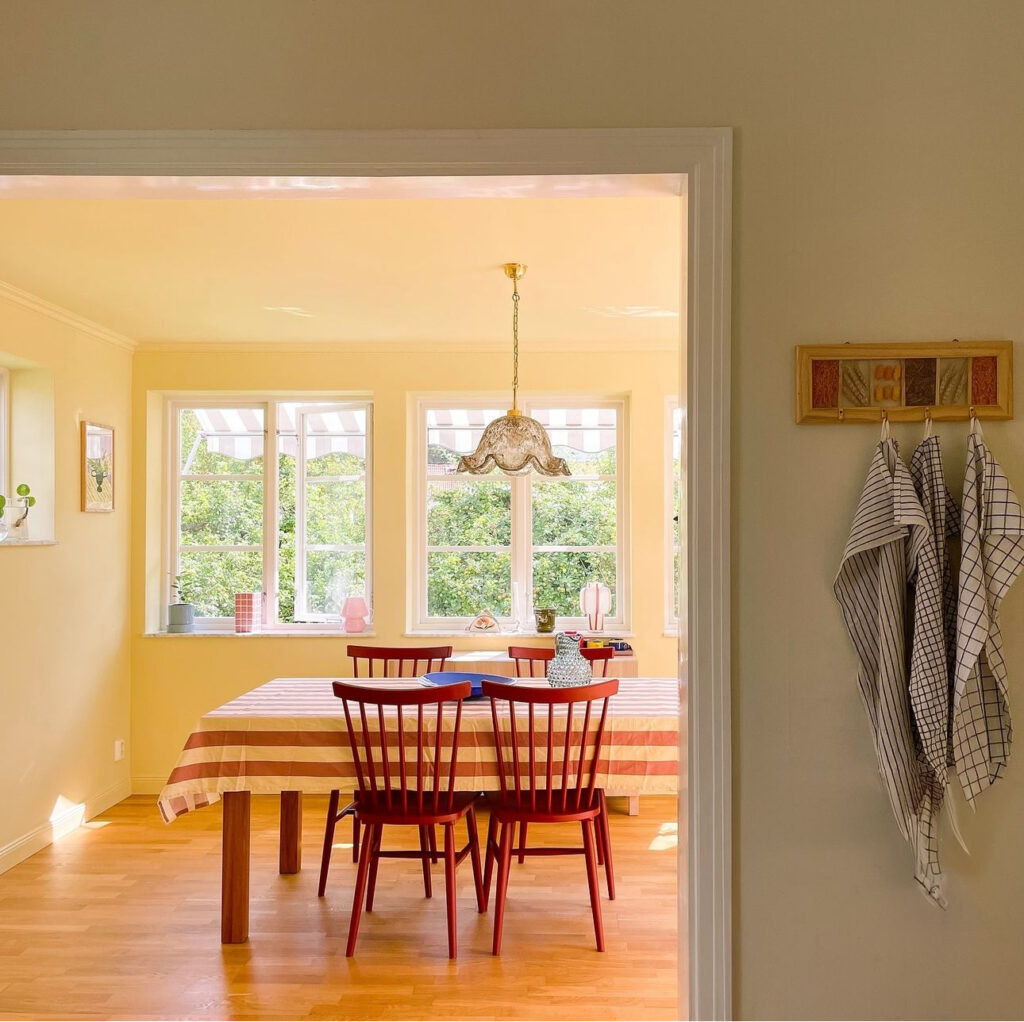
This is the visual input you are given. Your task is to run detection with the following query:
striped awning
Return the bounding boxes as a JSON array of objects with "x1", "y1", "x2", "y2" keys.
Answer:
[
  {"x1": 191, "y1": 406, "x2": 367, "y2": 464},
  {"x1": 426, "y1": 407, "x2": 617, "y2": 459}
]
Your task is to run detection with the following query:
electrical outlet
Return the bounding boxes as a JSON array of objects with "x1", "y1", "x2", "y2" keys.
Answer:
[{"x1": 114, "y1": 739, "x2": 126, "y2": 762}]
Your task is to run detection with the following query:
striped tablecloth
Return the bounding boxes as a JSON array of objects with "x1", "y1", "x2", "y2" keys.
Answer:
[{"x1": 158, "y1": 676, "x2": 681, "y2": 823}]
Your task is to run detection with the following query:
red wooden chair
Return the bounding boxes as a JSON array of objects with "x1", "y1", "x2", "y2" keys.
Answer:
[
  {"x1": 506, "y1": 643, "x2": 617, "y2": 867},
  {"x1": 320, "y1": 644, "x2": 453, "y2": 873},
  {"x1": 322, "y1": 679, "x2": 485, "y2": 959},
  {"x1": 481, "y1": 677, "x2": 619, "y2": 954},
  {"x1": 508, "y1": 644, "x2": 554, "y2": 677}
]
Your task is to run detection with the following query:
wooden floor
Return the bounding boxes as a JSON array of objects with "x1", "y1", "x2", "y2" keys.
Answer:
[{"x1": 0, "y1": 795, "x2": 682, "y2": 1021}]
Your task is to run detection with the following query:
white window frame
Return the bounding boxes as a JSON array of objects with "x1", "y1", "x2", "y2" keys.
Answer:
[
  {"x1": 0, "y1": 367, "x2": 9, "y2": 500},
  {"x1": 165, "y1": 395, "x2": 373, "y2": 632},
  {"x1": 665, "y1": 398, "x2": 685, "y2": 634},
  {"x1": 411, "y1": 394, "x2": 629, "y2": 634}
]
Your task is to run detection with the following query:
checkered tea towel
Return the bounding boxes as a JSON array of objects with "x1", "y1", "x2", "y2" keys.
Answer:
[{"x1": 953, "y1": 418, "x2": 1024, "y2": 805}]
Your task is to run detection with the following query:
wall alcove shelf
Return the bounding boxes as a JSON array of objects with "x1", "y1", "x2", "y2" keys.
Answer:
[{"x1": 795, "y1": 340, "x2": 1013, "y2": 424}]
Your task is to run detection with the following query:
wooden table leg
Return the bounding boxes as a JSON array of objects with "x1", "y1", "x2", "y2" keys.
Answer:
[
  {"x1": 279, "y1": 790, "x2": 302, "y2": 874},
  {"x1": 626, "y1": 795, "x2": 640, "y2": 816},
  {"x1": 221, "y1": 791, "x2": 250, "y2": 944}
]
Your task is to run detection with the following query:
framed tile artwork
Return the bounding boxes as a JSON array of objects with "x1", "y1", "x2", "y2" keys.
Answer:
[
  {"x1": 81, "y1": 421, "x2": 114, "y2": 512},
  {"x1": 795, "y1": 341, "x2": 1012, "y2": 424}
]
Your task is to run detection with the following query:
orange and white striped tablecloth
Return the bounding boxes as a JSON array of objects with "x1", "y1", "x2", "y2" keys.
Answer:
[{"x1": 158, "y1": 676, "x2": 681, "y2": 823}]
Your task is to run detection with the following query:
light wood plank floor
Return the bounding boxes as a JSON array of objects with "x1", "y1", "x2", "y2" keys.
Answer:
[{"x1": 0, "y1": 795, "x2": 681, "y2": 1021}]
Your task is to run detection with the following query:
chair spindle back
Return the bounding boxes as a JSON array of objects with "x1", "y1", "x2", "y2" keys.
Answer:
[
  {"x1": 333, "y1": 680, "x2": 470, "y2": 814},
  {"x1": 348, "y1": 644, "x2": 453, "y2": 678},
  {"x1": 580, "y1": 646, "x2": 615, "y2": 677},
  {"x1": 483, "y1": 678, "x2": 619, "y2": 813},
  {"x1": 508, "y1": 645, "x2": 555, "y2": 678}
]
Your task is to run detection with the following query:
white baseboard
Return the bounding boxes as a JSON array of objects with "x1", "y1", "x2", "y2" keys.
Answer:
[
  {"x1": 131, "y1": 775, "x2": 167, "y2": 795},
  {"x1": 0, "y1": 777, "x2": 132, "y2": 876}
]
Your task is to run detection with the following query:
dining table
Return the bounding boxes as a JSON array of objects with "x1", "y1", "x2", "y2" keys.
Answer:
[{"x1": 157, "y1": 675, "x2": 682, "y2": 943}]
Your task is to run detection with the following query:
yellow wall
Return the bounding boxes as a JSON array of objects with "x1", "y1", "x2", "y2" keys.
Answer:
[
  {"x1": 0, "y1": 295, "x2": 132, "y2": 865},
  {"x1": 129, "y1": 347, "x2": 681, "y2": 789},
  {"x1": 6, "y1": 1, "x2": 1024, "y2": 1016}
]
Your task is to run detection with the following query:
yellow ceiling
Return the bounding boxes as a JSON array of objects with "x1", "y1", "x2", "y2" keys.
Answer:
[{"x1": 0, "y1": 183, "x2": 684, "y2": 349}]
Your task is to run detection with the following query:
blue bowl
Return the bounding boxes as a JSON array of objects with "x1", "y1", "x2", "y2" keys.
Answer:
[{"x1": 421, "y1": 671, "x2": 515, "y2": 699}]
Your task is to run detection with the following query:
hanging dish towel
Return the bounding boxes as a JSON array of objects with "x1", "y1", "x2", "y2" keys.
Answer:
[
  {"x1": 834, "y1": 429, "x2": 948, "y2": 904},
  {"x1": 953, "y1": 418, "x2": 1024, "y2": 805},
  {"x1": 908, "y1": 432, "x2": 962, "y2": 902}
]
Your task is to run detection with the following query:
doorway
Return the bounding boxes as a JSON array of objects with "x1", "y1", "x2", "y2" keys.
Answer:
[{"x1": 0, "y1": 126, "x2": 731, "y2": 1020}]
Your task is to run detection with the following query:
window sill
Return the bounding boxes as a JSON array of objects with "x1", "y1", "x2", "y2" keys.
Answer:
[
  {"x1": 406, "y1": 629, "x2": 635, "y2": 639},
  {"x1": 0, "y1": 539, "x2": 58, "y2": 547},
  {"x1": 144, "y1": 630, "x2": 377, "y2": 638}
]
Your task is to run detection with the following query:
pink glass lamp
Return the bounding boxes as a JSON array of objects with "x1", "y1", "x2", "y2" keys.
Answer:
[{"x1": 342, "y1": 596, "x2": 369, "y2": 633}]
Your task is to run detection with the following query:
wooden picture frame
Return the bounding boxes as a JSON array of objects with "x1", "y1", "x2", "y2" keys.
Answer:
[
  {"x1": 81, "y1": 421, "x2": 114, "y2": 512},
  {"x1": 795, "y1": 340, "x2": 1013, "y2": 423}
]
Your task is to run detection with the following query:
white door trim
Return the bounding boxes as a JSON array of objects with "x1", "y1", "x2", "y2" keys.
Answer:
[{"x1": 0, "y1": 127, "x2": 733, "y2": 1020}]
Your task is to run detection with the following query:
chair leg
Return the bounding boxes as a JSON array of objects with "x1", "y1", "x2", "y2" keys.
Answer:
[
  {"x1": 365, "y1": 824, "x2": 383, "y2": 912},
  {"x1": 443, "y1": 823, "x2": 458, "y2": 959},
  {"x1": 516, "y1": 821, "x2": 528, "y2": 865},
  {"x1": 599, "y1": 792, "x2": 616, "y2": 900},
  {"x1": 351, "y1": 792, "x2": 360, "y2": 863},
  {"x1": 581, "y1": 819, "x2": 606, "y2": 952},
  {"x1": 594, "y1": 812, "x2": 605, "y2": 866},
  {"x1": 428, "y1": 824, "x2": 439, "y2": 864},
  {"x1": 492, "y1": 821, "x2": 514, "y2": 956},
  {"x1": 482, "y1": 811, "x2": 498, "y2": 906},
  {"x1": 318, "y1": 789, "x2": 340, "y2": 897},
  {"x1": 466, "y1": 805, "x2": 486, "y2": 913},
  {"x1": 346, "y1": 818, "x2": 374, "y2": 957},
  {"x1": 418, "y1": 825, "x2": 433, "y2": 898}
]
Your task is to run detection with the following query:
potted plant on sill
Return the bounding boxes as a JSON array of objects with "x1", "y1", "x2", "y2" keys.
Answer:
[
  {"x1": 167, "y1": 574, "x2": 196, "y2": 633},
  {"x1": 0, "y1": 483, "x2": 36, "y2": 542}
]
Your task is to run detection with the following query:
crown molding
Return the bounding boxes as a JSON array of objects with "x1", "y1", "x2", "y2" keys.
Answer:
[
  {"x1": 0, "y1": 280, "x2": 137, "y2": 352},
  {"x1": 133, "y1": 337, "x2": 676, "y2": 356}
]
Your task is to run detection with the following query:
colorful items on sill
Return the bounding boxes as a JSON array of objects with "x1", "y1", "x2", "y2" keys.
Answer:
[
  {"x1": 0, "y1": 483, "x2": 36, "y2": 542},
  {"x1": 533, "y1": 607, "x2": 556, "y2": 633},
  {"x1": 466, "y1": 609, "x2": 500, "y2": 633},
  {"x1": 579, "y1": 581, "x2": 611, "y2": 632},
  {"x1": 341, "y1": 596, "x2": 369, "y2": 634},
  {"x1": 234, "y1": 592, "x2": 262, "y2": 634}
]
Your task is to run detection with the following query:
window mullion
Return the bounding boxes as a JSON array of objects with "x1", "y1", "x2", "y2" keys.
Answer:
[
  {"x1": 264, "y1": 401, "x2": 278, "y2": 626},
  {"x1": 513, "y1": 472, "x2": 532, "y2": 627},
  {"x1": 294, "y1": 409, "x2": 309, "y2": 622}
]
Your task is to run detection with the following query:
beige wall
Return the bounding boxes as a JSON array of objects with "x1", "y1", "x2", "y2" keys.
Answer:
[
  {"x1": 129, "y1": 348, "x2": 680, "y2": 789},
  {"x1": 4, "y1": 1, "x2": 1024, "y2": 1017},
  {"x1": 0, "y1": 296, "x2": 132, "y2": 864}
]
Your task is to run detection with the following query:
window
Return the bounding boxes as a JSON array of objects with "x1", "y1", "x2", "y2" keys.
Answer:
[
  {"x1": 414, "y1": 398, "x2": 627, "y2": 632},
  {"x1": 169, "y1": 398, "x2": 371, "y2": 630},
  {"x1": 665, "y1": 401, "x2": 685, "y2": 632}
]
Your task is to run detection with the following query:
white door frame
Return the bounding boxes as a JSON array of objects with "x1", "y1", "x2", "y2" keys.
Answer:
[{"x1": 0, "y1": 127, "x2": 733, "y2": 1020}]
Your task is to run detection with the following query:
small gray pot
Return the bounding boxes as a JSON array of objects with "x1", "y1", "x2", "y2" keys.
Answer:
[{"x1": 167, "y1": 603, "x2": 195, "y2": 633}]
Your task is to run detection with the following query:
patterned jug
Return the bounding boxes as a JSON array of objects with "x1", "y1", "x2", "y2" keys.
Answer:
[{"x1": 546, "y1": 632, "x2": 592, "y2": 688}]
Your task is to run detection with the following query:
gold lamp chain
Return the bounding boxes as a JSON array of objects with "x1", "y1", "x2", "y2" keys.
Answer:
[{"x1": 511, "y1": 275, "x2": 520, "y2": 411}]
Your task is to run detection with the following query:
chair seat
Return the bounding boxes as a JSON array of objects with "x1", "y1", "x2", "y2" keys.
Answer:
[
  {"x1": 486, "y1": 788, "x2": 603, "y2": 823},
  {"x1": 355, "y1": 789, "x2": 480, "y2": 825}
]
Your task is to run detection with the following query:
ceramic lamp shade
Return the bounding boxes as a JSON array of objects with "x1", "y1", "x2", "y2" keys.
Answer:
[
  {"x1": 342, "y1": 596, "x2": 369, "y2": 633},
  {"x1": 579, "y1": 581, "x2": 612, "y2": 631}
]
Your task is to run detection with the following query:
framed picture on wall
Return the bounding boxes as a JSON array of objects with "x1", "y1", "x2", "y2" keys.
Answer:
[{"x1": 81, "y1": 421, "x2": 114, "y2": 512}]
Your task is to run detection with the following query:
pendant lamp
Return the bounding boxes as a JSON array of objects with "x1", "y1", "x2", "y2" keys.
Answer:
[{"x1": 456, "y1": 264, "x2": 570, "y2": 477}]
